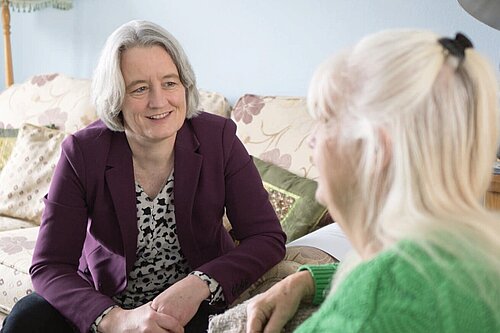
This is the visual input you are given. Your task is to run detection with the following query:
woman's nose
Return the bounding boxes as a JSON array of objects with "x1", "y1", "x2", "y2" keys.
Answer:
[{"x1": 148, "y1": 86, "x2": 167, "y2": 108}]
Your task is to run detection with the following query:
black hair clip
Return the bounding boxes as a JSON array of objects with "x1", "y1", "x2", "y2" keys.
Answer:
[{"x1": 438, "y1": 32, "x2": 474, "y2": 62}]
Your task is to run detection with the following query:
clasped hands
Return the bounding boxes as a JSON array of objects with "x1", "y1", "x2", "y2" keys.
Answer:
[{"x1": 98, "y1": 274, "x2": 210, "y2": 333}]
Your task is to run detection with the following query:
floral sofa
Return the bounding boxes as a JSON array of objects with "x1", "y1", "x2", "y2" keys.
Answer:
[{"x1": 0, "y1": 74, "x2": 335, "y2": 325}]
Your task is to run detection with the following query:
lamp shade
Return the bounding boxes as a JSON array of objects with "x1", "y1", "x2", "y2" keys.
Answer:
[
  {"x1": 458, "y1": 0, "x2": 500, "y2": 30},
  {"x1": 9, "y1": 0, "x2": 72, "y2": 12}
]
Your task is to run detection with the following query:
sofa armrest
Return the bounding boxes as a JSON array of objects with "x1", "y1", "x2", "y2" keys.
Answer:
[
  {"x1": 211, "y1": 246, "x2": 335, "y2": 333},
  {"x1": 231, "y1": 246, "x2": 336, "y2": 306}
]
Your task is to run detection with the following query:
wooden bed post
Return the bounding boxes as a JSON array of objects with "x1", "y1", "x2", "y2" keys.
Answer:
[{"x1": 1, "y1": 0, "x2": 13, "y2": 87}]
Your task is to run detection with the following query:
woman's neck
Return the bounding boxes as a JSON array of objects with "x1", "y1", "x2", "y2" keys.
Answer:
[
  {"x1": 334, "y1": 215, "x2": 380, "y2": 261},
  {"x1": 126, "y1": 131, "x2": 176, "y2": 199}
]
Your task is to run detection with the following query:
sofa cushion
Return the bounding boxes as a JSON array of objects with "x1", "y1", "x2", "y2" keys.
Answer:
[
  {"x1": 0, "y1": 124, "x2": 66, "y2": 224},
  {"x1": 253, "y1": 157, "x2": 327, "y2": 242},
  {"x1": 232, "y1": 94, "x2": 318, "y2": 179},
  {"x1": 0, "y1": 227, "x2": 38, "y2": 314},
  {"x1": 0, "y1": 74, "x2": 97, "y2": 133},
  {"x1": 0, "y1": 216, "x2": 38, "y2": 232},
  {"x1": 198, "y1": 89, "x2": 232, "y2": 118}
]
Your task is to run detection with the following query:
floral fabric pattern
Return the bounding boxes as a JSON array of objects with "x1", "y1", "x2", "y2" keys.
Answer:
[
  {"x1": 30, "y1": 74, "x2": 58, "y2": 87},
  {"x1": 232, "y1": 94, "x2": 265, "y2": 124},
  {"x1": 0, "y1": 73, "x2": 97, "y2": 134},
  {"x1": 232, "y1": 94, "x2": 318, "y2": 179},
  {"x1": 260, "y1": 148, "x2": 292, "y2": 170},
  {"x1": 0, "y1": 227, "x2": 38, "y2": 314},
  {"x1": 0, "y1": 236, "x2": 35, "y2": 255},
  {"x1": 37, "y1": 108, "x2": 68, "y2": 131},
  {"x1": 198, "y1": 89, "x2": 232, "y2": 118}
]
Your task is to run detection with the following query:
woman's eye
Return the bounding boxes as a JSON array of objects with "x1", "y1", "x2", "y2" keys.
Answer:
[
  {"x1": 132, "y1": 86, "x2": 147, "y2": 94},
  {"x1": 164, "y1": 81, "x2": 177, "y2": 88}
]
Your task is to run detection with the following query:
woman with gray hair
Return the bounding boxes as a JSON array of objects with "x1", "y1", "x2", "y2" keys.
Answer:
[
  {"x1": 1, "y1": 20, "x2": 286, "y2": 333},
  {"x1": 245, "y1": 30, "x2": 500, "y2": 332}
]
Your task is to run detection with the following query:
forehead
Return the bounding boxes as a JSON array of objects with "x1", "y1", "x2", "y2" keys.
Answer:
[{"x1": 120, "y1": 45, "x2": 179, "y2": 80}]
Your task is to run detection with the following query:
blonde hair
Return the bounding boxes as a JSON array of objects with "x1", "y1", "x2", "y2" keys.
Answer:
[
  {"x1": 91, "y1": 20, "x2": 200, "y2": 131},
  {"x1": 308, "y1": 29, "x2": 500, "y2": 314}
]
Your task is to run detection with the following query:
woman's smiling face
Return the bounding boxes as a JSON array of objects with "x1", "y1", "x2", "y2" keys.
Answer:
[{"x1": 120, "y1": 45, "x2": 187, "y2": 145}]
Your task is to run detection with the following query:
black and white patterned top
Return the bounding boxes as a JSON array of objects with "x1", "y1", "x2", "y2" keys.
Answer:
[
  {"x1": 91, "y1": 171, "x2": 225, "y2": 332},
  {"x1": 112, "y1": 170, "x2": 224, "y2": 308}
]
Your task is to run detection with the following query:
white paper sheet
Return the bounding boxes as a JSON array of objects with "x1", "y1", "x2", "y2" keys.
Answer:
[{"x1": 286, "y1": 223, "x2": 352, "y2": 262}]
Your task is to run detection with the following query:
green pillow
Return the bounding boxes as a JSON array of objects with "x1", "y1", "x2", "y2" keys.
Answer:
[
  {"x1": 253, "y1": 156, "x2": 328, "y2": 242},
  {"x1": 0, "y1": 128, "x2": 19, "y2": 171}
]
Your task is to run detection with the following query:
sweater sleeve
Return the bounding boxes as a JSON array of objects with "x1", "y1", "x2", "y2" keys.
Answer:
[{"x1": 298, "y1": 263, "x2": 338, "y2": 305}]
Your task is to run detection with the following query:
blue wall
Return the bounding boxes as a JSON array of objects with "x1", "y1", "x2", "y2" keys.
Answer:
[{"x1": 2, "y1": 0, "x2": 499, "y2": 104}]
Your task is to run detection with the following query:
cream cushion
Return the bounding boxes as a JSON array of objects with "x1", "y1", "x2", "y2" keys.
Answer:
[
  {"x1": 199, "y1": 89, "x2": 232, "y2": 118},
  {"x1": 0, "y1": 124, "x2": 66, "y2": 224},
  {"x1": 0, "y1": 227, "x2": 38, "y2": 314},
  {"x1": 0, "y1": 74, "x2": 97, "y2": 133},
  {"x1": 0, "y1": 216, "x2": 38, "y2": 232},
  {"x1": 231, "y1": 94, "x2": 318, "y2": 179}
]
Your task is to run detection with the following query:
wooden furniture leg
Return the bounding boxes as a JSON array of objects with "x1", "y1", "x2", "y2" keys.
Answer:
[{"x1": 1, "y1": 0, "x2": 13, "y2": 87}]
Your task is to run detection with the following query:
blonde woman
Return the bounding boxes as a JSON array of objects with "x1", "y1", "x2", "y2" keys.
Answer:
[{"x1": 246, "y1": 30, "x2": 500, "y2": 333}]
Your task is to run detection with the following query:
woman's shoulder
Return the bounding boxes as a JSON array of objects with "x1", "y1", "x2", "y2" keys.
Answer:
[
  {"x1": 348, "y1": 241, "x2": 481, "y2": 292},
  {"x1": 323, "y1": 241, "x2": 499, "y2": 332},
  {"x1": 61, "y1": 119, "x2": 116, "y2": 158},
  {"x1": 70, "y1": 119, "x2": 112, "y2": 141}
]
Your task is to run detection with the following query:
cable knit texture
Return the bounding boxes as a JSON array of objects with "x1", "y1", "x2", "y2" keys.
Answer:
[{"x1": 295, "y1": 241, "x2": 499, "y2": 332}]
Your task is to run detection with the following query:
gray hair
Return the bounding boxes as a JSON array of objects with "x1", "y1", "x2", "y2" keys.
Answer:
[{"x1": 91, "y1": 20, "x2": 200, "y2": 131}]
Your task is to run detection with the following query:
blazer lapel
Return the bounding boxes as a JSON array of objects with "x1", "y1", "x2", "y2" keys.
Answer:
[
  {"x1": 174, "y1": 120, "x2": 203, "y2": 257},
  {"x1": 105, "y1": 131, "x2": 138, "y2": 274}
]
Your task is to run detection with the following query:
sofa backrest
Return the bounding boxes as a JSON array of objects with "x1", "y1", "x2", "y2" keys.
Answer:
[
  {"x1": 0, "y1": 73, "x2": 328, "y2": 238},
  {"x1": 0, "y1": 74, "x2": 97, "y2": 133},
  {"x1": 231, "y1": 94, "x2": 317, "y2": 180},
  {"x1": 0, "y1": 74, "x2": 233, "y2": 133}
]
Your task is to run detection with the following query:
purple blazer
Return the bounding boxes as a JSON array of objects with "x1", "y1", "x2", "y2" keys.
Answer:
[{"x1": 30, "y1": 112, "x2": 286, "y2": 333}]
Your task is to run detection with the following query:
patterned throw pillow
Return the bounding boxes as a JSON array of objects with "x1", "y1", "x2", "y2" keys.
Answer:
[
  {"x1": 253, "y1": 156, "x2": 330, "y2": 242},
  {"x1": 0, "y1": 128, "x2": 18, "y2": 171},
  {"x1": 0, "y1": 123, "x2": 66, "y2": 224}
]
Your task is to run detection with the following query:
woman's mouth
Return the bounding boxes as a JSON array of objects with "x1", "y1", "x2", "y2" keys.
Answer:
[{"x1": 147, "y1": 111, "x2": 171, "y2": 120}]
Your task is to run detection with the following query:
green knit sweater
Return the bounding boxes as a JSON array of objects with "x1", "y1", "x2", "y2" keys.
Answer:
[{"x1": 295, "y1": 242, "x2": 499, "y2": 332}]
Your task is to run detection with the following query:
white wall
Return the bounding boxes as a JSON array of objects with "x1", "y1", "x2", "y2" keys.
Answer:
[{"x1": 1, "y1": 0, "x2": 499, "y2": 104}]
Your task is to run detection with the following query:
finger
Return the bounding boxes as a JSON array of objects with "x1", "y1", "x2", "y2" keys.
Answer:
[
  {"x1": 148, "y1": 301, "x2": 158, "y2": 312},
  {"x1": 246, "y1": 304, "x2": 268, "y2": 333},
  {"x1": 263, "y1": 311, "x2": 288, "y2": 333}
]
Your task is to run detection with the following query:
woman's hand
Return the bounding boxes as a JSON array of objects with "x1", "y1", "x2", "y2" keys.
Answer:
[
  {"x1": 150, "y1": 274, "x2": 211, "y2": 326},
  {"x1": 98, "y1": 302, "x2": 184, "y2": 333},
  {"x1": 246, "y1": 270, "x2": 315, "y2": 333}
]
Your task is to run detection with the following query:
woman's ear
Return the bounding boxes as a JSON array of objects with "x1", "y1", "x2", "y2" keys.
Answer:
[{"x1": 378, "y1": 127, "x2": 392, "y2": 170}]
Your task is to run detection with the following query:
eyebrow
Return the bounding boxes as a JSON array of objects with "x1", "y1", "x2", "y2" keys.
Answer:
[{"x1": 125, "y1": 74, "x2": 181, "y2": 90}]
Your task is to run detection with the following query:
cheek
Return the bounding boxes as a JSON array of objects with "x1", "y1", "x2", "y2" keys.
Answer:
[
  {"x1": 173, "y1": 87, "x2": 187, "y2": 108},
  {"x1": 314, "y1": 181, "x2": 327, "y2": 206},
  {"x1": 313, "y1": 138, "x2": 347, "y2": 207},
  {"x1": 313, "y1": 141, "x2": 334, "y2": 204}
]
